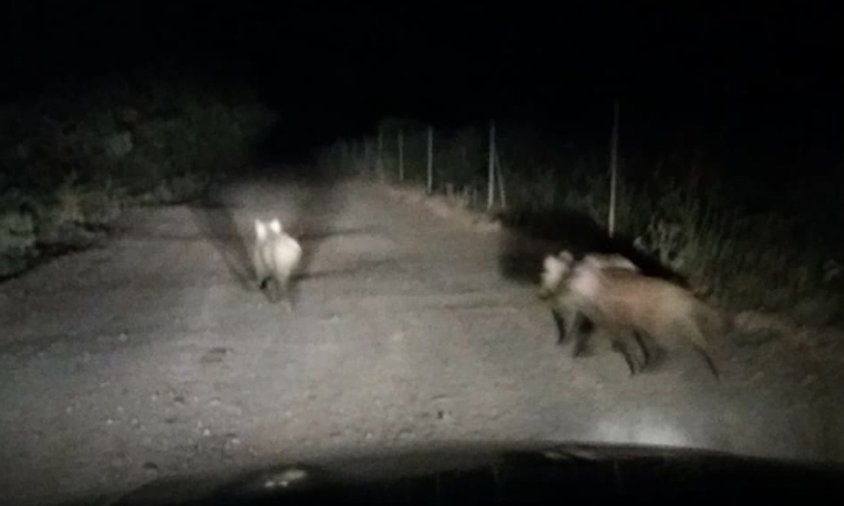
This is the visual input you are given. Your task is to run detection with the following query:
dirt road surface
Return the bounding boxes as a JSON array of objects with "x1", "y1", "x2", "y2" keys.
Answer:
[{"x1": 2, "y1": 172, "x2": 843, "y2": 505}]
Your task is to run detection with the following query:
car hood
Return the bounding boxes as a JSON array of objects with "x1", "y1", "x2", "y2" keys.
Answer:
[{"x1": 110, "y1": 440, "x2": 844, "y2": 505}]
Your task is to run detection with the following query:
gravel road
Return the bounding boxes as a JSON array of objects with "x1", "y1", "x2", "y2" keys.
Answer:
[{"x1": 2, "y1": 172, "x2": 843, "y2": 505}]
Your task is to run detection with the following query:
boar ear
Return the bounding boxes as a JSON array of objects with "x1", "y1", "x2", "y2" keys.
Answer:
[
  {"x1": 255, "y1": 219, "x2": 267, "y2": 241},
  {"x1": 269, "y1": 218, "x2": 282, "y2": 234},
  {"x1": 543, "y1": 255, "x2": 559, "y2": 271},
  {"x1": 557, "y1": 250, "x2": 574, "y2": 265}
]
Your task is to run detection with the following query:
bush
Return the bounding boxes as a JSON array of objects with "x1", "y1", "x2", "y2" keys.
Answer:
[
  {"x1": 322, "y1": 119, "x2": 844, "y2": 325},
  {"x1": 0, "y1": 209, "x2": 36, "y2": 277},
  {"x1": 0, "y1": 74, "x2": 274, "y2": 278}
]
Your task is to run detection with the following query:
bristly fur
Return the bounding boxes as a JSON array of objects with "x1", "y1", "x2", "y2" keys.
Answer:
[
  {"x1": 539, "y1": 249, "x2": 733, "y2": 378},
  {"x1": 253, "y1": 217, "x2": 303, "y2": 311},
  {"x1": 567, "y1": 252, "x2": 733, "y2": 378},
  {"x1": 538, "y1": 250, "x2": 649, "y2": 374}
]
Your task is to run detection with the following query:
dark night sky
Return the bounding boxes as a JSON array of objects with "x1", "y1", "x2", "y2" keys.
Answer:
[{"x1": 2, "y1": 1, "x2": 843, "y2": 158}]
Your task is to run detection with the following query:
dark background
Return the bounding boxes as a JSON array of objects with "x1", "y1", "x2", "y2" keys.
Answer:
[{"x1": 2, "y1": 1, "x2": 842, "y2": 172}]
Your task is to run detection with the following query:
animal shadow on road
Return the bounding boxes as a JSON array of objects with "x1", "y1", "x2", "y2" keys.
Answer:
[
  {"x1": 189, "y1": 164, "x2": 351, "y2": 295},
  {"x1": 496, "y1": 207, "x2": 687, "y2": 287},
  {"x1": 190, "y1": 187, "x2": 257, "y2": 291}
]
